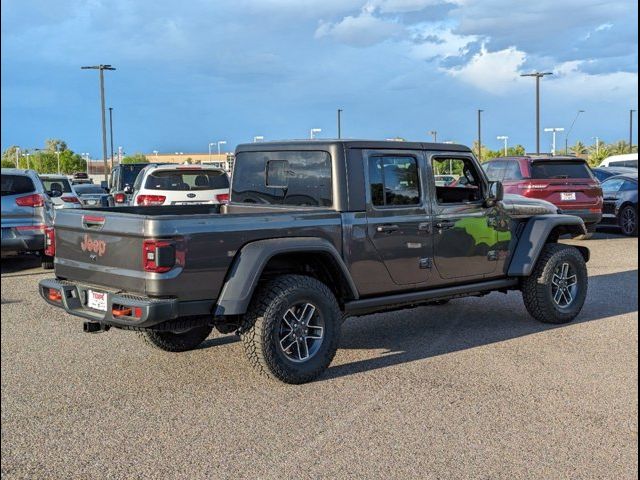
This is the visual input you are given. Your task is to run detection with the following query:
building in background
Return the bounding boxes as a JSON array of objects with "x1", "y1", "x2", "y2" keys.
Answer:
[{"x1": 143, "y1": 153, "x2": 233, "y2": 171}]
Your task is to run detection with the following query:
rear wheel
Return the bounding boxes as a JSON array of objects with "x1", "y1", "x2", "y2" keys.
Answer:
[
  {"x1": 240, "y1": 275, "x2": 341, "y2": 384},
  {"x1": 521, "y1": 243, "x2": 588, "y2": 324},
  {"x1": 139, "y1": 324, "x2": 213, "y2": 352},
  {"x1": 618, "y1": 205, "x2": 638, "y2": 236},
  {"x1": 574, "y1": 223, "x2": 596, "y2": 240}
]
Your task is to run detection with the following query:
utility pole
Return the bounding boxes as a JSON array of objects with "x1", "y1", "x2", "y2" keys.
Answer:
[
  {"x1": 565, "y1": 110, "x2": 585, "y2": 155},
  {"x1": 521, "y1": 72, "x2": 553, "y2": 154},
  {"x1": 429, "y1": 130, "x2": 437, "y2": 142},
  {"x1": 337, "y1": 109, "x2": 342, "y2": 139},
  {"x1": 631, "y1": 110, "x2": 637, "y2": 153},
  {"x1": 477, "y1": 109, "x2": 483, "y2": 161},
  {"x1": 81, "y1": 64, "x2": 116, "y2": 182},
  {"x1": 108, "y1": 107, "x2": 115, "y2": 170}
]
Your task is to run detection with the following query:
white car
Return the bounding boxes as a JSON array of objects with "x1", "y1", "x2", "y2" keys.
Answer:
[
  {"x1": 131, "y1": 164, "x2": 230, "y2": 206},
  {"x1": 599, "y1": 153, "x2": 638, "y2": 168},
  {"x1": 39, "y1": 174, "x2": 82, "y2": 209}
]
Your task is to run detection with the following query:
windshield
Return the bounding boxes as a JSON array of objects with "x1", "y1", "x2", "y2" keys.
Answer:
[
  {"x1": 42, "y1": 178, "x2": 73, "y2": 193},
  {"x1": 74, "y1": 185, "x2": 107, "y2": 194},
  {"x1": 530, "y1": 161, "x2": 593, "y2": 179},
  {"x1": 144, "y1": 169, "x2": 229, "y2": 191}
]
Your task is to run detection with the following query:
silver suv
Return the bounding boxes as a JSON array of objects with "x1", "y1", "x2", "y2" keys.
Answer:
[{"x1": 1, "y1": 168, "x2": 56, "y2": 269}]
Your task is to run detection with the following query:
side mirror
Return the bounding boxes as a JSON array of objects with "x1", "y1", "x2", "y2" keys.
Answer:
[
  {"x1": 485, "y1": 181, "x2": 504, "y2": 207},
  {"x1": 49, "y1": 189, "x2": 63, "y2": 198},
  {"x1": 100, "y1": 181, "x2": 109, "y2": 192},
  {"x1": 123, "y1": 184, "x2": 133, "y2": 195}
]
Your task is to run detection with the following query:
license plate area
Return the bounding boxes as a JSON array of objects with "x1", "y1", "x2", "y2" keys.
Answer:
[
  {"x1": 87, "y1": 289, "x2": 108, "y2": 311},
  {"x1": 560, "y1": 192, "x2": 576, "y2": 201}
]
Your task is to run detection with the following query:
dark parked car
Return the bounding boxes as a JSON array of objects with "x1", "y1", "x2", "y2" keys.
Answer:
[
  {"x1": 108, "y1": 163, "x2": 159, "y2": 205},
  {"x1": 40, "y1": 140, "x2": 591, "y2": 384},
  {"x1": 591, "y1": 166, "x2": 637, "y2": 183},
  {"x1": 599, "y1": 172, "x2": 638, "y2": 236},
  {"x1": 483, "y1": 156, "x2": 603, "y2": 239},
  {"x1": 73, "y1": 184, "x2": 114, "y2": 207}
]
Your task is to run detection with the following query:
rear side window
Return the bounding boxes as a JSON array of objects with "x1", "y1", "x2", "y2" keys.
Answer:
[
  {"x1": 621, "y1": 180, "x2": 638, "y2": 191},
  {"x1": 42, "y1": 178, "x2": 72, "y2": 193},
  {"x1": 369, "y1": 156, "x2": 420, "y2": 207},
  {"x1": 504, "y1": 161, "x2": 523, "y2": 180},
  {"x1": 144, "y1": 170, "x2": 229, "y2": 191},
  {"x1": 483, "y1": 161, "x2": 507, "y2": 181},
  {"x1": 121, "y1": 165, "x2": 147, "y2": 186},
  {"x1": 530, "y1": 161, "x2": 592, "y2": 179},
  {"x1": 232, "y1": 151, "x2": 332, "y2": 207},
  {"x1": 610, "y1": 160, "x2": 638, "y2": 168},
  {"x1": 1, "y1": 175, "x2": 35, "y2": 196}
]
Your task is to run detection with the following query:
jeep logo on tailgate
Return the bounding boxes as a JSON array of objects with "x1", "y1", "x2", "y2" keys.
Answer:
[{"x1": 80, "y1": 234, "x2": 106, "y2": 257}]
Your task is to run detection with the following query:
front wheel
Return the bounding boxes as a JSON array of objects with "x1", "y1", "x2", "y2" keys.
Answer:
[
  {"x1": 521, "y1": 244, "x2": 588, "y2": 324},
  {"x1": 240, "y1": 275, "x2": 341, "y2": 384},
  {"x1": 619, "y1": 205, "x2": 638, "y2": 237},
  {"x1": 139, "y1": 324, "x2": 213, "y2": 352}
]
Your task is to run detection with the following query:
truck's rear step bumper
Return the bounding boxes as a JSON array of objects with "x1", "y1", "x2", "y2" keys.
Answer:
[{"x1": 39, "y1": 278, "x2": 215, "y2": 328}]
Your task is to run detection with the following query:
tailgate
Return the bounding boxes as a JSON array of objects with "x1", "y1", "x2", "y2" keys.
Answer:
[
  {"x1": 526, "y1": 179, "x2": 602, "y2": 207},
  {"x1": 53, "y1": 210, "x2": 150, "y2": 293}
]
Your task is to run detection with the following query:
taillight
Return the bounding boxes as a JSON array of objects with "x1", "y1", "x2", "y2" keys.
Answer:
[
  {"x1": 61, "y1": 196, "x2": 80, "y2": 204},
  {"x1": 47, "y1": 288, "x2": 62, "y2": 303},
  {"x1": 518, "y1": 183, "x2": 548, "y2": 191},
  {"x1": 215, "y1": 193, "x2": 230, "y2": 204},
  {"x1": 114, "y1": 193, "x2": 126, "y2": 203},
  {"x1": 44, "y1": 227, "x2": 56, "y2": 257},
  {"x1": 15, "y1": 193, "x2": 45, "y2": 207},
  {"x1": 142, "y1": 239, "x2": 176, "y2": 273},
  {"x1": 112, "y1": 305, "x2": 143, "y2": 318},
  {"x1": 136, "y1": 195, "x2": 166, "y2": 206}
]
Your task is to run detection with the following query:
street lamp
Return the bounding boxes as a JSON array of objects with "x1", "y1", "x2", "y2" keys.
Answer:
[
  {"x1": 152, "y1": 150, "x2": 159, "y2": 160},
  {"x1": 217, "y1": 141, "x2": 227, "y2": 155},
  {"x1": 521, "y1": 72, "x2": 553, "y2": 154},
  {"x1": 310, "y1": 128, "x2": 322, "y2": 139},
  {"x1": 429, "y1": 130, "x2": 437, "y2": 142},
  {"x1": 497, "y1": 136, "x2": 509, "y2": 156},
  {"x1": 81, "y1": 64, "x2": 116, "y2": 182},
  {"x1": 82, "y1": 153, "x2": 90, "y2": 175},
  {"x1": 208, "y1": 142, "x2": 214, "y2": 161},
  {"x1": 337, "y1": 109, "x2": 343, "y2": 139},
  {"x1": 565, "y1": 110, "x2": 585, "y2": 154},
  {"x1": 544, "y1": 128, "x2": 564, "y2": 156},
  {"x1": 15, "y1": 147, "x2": 20, "y2": 168},
  {"x1": 108, "y1": 107, "x2": 115, "y2": 170},
  {"x1": 477, "y1": 110, "x2": 484, "y2": 161},
  {"x1": 592, "y1": 137, "x2": 600, "y2": 156},
  {"x1": 253, "y1": 136, "x2": 264, "y2": 143},
  {"x1": 55, "y1": 145, "x2": 61, "y2": 174}
]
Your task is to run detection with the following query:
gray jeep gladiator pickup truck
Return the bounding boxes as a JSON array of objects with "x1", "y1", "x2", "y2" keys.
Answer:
[{"x1": 39, "y1": 140, "x2": 590, "y2": 383}]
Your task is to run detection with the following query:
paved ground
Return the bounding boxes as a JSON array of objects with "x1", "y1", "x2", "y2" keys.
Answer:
[{"x1": 1, "y1": 230, "x2": 637, "y2": 479}]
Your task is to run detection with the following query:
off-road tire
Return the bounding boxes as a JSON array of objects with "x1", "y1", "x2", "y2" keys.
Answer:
[
  {"x1": 139, "y1": 324, "x2": 213, "y2": 352},
  {"x1": 521, "y1": 243, "x2": 588, "y2": 324},
  {"x1": 41, "y1": 253, "x2": 54, "y2": 270},
  {"x1": 574, "y1": 223, "x2": 596, "y2": 241},
  {"x1": 618, "y1": 205, "x2": 638, "y2": 237},
  {"x1": 240, "y1": 274, "x2": 341, "y2": 384}
]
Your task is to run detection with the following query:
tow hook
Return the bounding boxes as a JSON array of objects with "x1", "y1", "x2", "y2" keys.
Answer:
[{"x1": 83, "y1": 322, "x2": 110, "y2": 333}]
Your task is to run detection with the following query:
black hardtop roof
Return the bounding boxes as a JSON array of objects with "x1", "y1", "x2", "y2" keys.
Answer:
[{"x1": 236, "y1": 139, "x2": 471, "y2": 153}]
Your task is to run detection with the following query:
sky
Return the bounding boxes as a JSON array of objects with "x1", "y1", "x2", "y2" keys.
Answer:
[{"x1": 1, "y1": 0, "x2": 638, "y2": 157}]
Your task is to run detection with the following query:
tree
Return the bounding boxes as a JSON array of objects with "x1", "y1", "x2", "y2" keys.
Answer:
[
  {"x1": 609, "y1": 140, "x2": 631, "y2": 155},
  {"x1": 2, "y1": 146, "x2": 21, "y2": 167},
  {"x1": 59, "y1": 151, "x2": 87, "y2": 174},
  {"x1": 1, "y1": 159, "x2": 15, "y2": 168},
  {"x1": 121, "y1": 153, "x2": 149, "y2": 164},
  {"x1": 570, "y1": 141, "x2": 588, "y2": 155},
  {"x1": 587, "y1": 140, "x2": 610, "y2": 166},
  {"x1": 45, "y1": 139, "x2": 68, "y2": 152}
]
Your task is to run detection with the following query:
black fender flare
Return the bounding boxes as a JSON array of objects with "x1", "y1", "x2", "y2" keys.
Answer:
[
  {"x1": 508, "y1": 215, "x2": 589, "y2": 277},
  {"x1": 214, "y1": 237, "x2": 359, "y2": 316}
]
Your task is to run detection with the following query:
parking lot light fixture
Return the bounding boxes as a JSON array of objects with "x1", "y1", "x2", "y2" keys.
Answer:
[
  {"x1": 565, "y1": 110, "x2": 585, "y2": 154},
  {"x1": 497, "y1": 136, "x2": 509, "y2": 156},
  {"x1": 544, "y1": 128, "x2": 564, "y2": 156},
  {"x1": 521, "y1": 72, "x2": 553, "y2": 154},
  {"x1": 208, "y1": 142, "x2": 214, "y2": 161},
  {"x1": 310, "y1": 128, "x2": 322, "y2": 140},
  {"x1": 253, "y1": 136, "x2": 264, "y2": 143},
  {"x1": 217, "y1": 141, "x2": 227, "y2": 155},
  {"x1": 429, "y1": 130, "x2": 437, "y2": 142},
  {"x1": 15, "y1": 147, "x2": 20, "y2": 167}
]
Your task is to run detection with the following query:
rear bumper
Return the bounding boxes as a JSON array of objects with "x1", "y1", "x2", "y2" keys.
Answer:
[
  {"x1": 559, "y1": 209, "x2": 602, "y2": 226},
  {"x1": 1, "y1": 232, "x2": 44, "y2": 254},
  {"x1": 38, "y1": 278, "x2": 215, "y2": 328}
]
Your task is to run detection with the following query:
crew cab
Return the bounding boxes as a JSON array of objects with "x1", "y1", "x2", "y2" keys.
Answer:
[{"x1": 39, "y1": 141, "x2": 590, "y2": 383}]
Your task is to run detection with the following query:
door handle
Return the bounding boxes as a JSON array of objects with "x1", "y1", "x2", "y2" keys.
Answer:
[
  {"x1": 435, "y1": 220, "x2": 455, "y2": 231},
  {"x1": 376, "y1": 224, "x2": 399, "y2": 233}
]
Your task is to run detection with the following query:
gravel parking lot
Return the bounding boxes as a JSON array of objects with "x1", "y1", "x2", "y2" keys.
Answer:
[{"x1": 1, "y1": 230, "x2": 637, "y2": 479}]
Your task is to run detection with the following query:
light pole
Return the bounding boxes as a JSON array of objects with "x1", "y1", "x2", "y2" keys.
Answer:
[
  {"x1": 497, "y1": 136, "x2": 509, "y2": 156},
  {"x1": 81, "y1": 64, "x2": 116, "y2": 182},
  {"x1": 521, "y1": 72, "x2": 553, "y2": 154},
  {"x1": 108, "y1": 107, "x2": 115, "y2": 170},
  {"x1": 208, "y1": 142, "x2": 214, "y2": 161},
  {"x1": 253, "y1": 136, "x2": 264, "y2": 143},
  {"x1": 592, "y1": 137, "x2": 600, "y2": 156},
  {"x1": 631, "y1": 110, "x2": 637, "y2": 153},
  {"x1": 565, "y1": 110, "x2": 584, "y2": 154},
  {"x1": 477, "y1": 109, "x2": 483, "y2": 161},
  {"x1": 337, "y1": 109, "x2": 343, "y2": 139},
  {"x1": 429, "y1": 130, "x2": 437, "y2": 142},
  {"x1": 55, "y1": 146, "x2": 61, "y2": 174},
  {"x1": 310, "y1": 128, "x2": 322, "y2": 139},
  {"x1": 152, "y1": 150, "x2": 159, "y2": 160},
  {"x1": 217, "y1": 141, "x2": 227, "y2": 155},
  {"x1": 15, "y1": 147, "x2": 20, "y2": 168},
  {"x1": 118, "y1": 146, "x2": 123, "y2": 164},
  {"x1": 82, "y1": 153, "x2": 90, "y2": 175},
  {"x1": 544, "y1": 128, "x2": 564, "y2": 156}
]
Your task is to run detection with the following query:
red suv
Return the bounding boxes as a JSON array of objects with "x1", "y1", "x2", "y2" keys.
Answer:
[{"x1": 483, "y1": 156, "x2": 603, "y2": 237}]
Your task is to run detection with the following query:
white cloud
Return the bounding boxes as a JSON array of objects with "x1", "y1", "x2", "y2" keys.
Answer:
[
  {"x1": 408, "y1": 22, "x2": 480, "y2": 60},
  {"x1": 549, "y1": 60, "x2": 638, "y2": 99},
  {"x1": 443, "y1": 45, "x2": 526, "y2": 94},
  {"x1": 315, "y1": 10, "x2": 403, "y2": 46}
]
